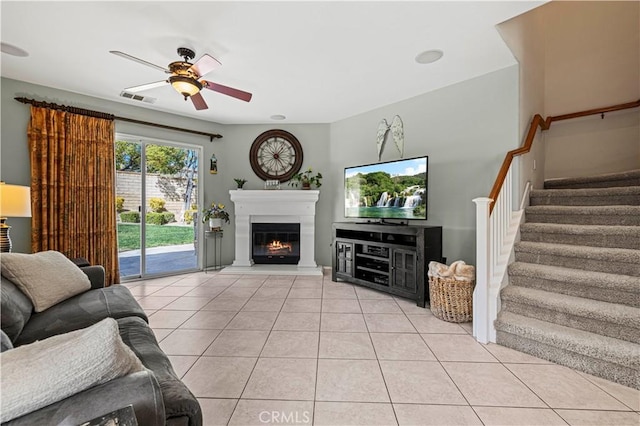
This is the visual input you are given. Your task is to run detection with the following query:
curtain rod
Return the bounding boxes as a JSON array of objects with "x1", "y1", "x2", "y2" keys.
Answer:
[{"x1": 14, "y1": 97, "x2": 223, "y2": 141}]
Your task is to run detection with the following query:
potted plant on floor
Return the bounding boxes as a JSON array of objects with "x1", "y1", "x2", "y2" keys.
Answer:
[
  {"x1": 289, "y1": 167, "x2": 322, "y2": 189},
  {"x1": 202, "y1": 202, "x2": 230, "y2": 230}
]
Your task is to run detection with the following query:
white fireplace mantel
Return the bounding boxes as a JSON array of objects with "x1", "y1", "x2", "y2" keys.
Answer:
[{"x1": 219, "y1": 190, "x2": 322, "y2": 276}]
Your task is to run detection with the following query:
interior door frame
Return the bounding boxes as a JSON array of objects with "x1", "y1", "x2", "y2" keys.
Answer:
[{"x1": 116, "y1": 133, "x2": 204, "y2": 280}]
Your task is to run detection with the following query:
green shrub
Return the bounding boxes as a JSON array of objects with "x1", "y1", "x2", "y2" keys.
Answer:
[
  {"x1": 146, "y1": 212, "x2": 167, "y2": 225},
  {"x1": 162, "y1": 212, "x2": 175, "y2": 223},
  {"x1": 120, "y1": 211, "x2": 140, "y2": 223},
  {"x1": 115, "y1": 196, "x2": 125, "y2": 212},
  {"x1": 149, "y1": 197, "x2": 166, "y2": 213}
]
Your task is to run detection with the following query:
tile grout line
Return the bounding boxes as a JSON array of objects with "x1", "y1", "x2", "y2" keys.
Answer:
[
  {"x1": 164, "y1": 274, "x2": 243, "y2": 388},
  {"x1": 360, "y1": 292, "x2": 401, "y2": 426},
  {"x1": 174, "y1": 272, "x2": 255, "y2": 425},
  {"x1": 214, "y1": 273, "x2": 268, "y2": 426},
  {"x1": 226, "y1": 274, "x2": 297, "y2": 425},
  {"x1": 310, "y1": 275, "x2": 327, "y2": 425},
  {"x1": 410, "y1": 310, "x2": 481, "y2": 418},
  {"x1": 574, "y1": 371, "x2": 640, "y2": 411}
]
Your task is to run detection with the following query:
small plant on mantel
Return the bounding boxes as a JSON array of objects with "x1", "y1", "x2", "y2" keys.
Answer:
[
  {"x1": 289, "y1": 167, "x2": 322, "y2": 189},
  {"x1": 234, "y1": 178, "x2": 247, "y2": 189}
]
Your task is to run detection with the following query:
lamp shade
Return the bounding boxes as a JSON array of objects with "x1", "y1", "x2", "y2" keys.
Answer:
[
  {"x1": 0, "y1": 183, "x2": 32, "y2": 217},
  {"x1": 170, "y1": 76, "x2": 202, "y2": 97}
]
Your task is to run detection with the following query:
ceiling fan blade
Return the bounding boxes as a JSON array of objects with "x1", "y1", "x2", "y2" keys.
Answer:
[
  {"x1": 190, "y1": 92, "x2": 208, "y2": 110},
  {"x1": 110, "y1": 50, "x2": 168, "y2": 73},
  {"x1": 202, "y1": 81, "x2": 252, "y2": 102},
  {"x1": 190, "y1": 54, "x2": 222, "y2": 77},
  {"x1": 124, "y1": 80, "x2": 168, "y2": 93}
]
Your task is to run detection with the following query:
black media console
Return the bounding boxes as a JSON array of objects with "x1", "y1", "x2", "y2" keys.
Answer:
[{"x1": 332, "y1": 222, "x2": 443, "y2": 307}]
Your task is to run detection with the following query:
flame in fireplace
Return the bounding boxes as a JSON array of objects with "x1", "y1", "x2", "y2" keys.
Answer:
[{"x1": 267, "y1": 240, "x2": 292, "y2": 253}]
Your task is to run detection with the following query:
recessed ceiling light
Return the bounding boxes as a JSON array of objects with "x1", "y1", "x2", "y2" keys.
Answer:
[
  {"x1": 270, "y1": 114, "x2": 286, "y2": 120},
  {"x1": 1, "y1": 42, "x2": 29, "y2": 57},
  {"x1": 415, "y1": 49, "x2": 443, "y2": 65}
]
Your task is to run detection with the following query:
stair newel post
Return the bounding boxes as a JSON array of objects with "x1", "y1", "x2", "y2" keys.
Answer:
[{"x1": 473, "y1": 197, "x2": 493, "y2": 344}]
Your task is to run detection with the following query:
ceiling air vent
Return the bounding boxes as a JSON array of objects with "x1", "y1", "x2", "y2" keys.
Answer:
[{"x1": 119, "y1": 91, "x2": 157, "y2": 104}]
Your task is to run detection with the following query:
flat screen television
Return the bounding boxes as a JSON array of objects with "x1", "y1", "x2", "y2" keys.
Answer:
[{"x1": 344, "y1": 156, "x2": 428, "y2": 220}]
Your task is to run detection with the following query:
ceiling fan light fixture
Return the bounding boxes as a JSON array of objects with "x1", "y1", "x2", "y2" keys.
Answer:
[{"x1": 169, "y1": 75, "x2": 202, "y2": 98}]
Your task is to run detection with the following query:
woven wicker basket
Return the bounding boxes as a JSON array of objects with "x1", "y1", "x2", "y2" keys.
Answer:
[{"x1": 428, "y1": 275, "x2": 475, "y2": 323}]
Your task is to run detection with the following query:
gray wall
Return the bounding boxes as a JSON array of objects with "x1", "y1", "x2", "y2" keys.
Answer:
[
  {"x1": 327, "y1": 66, "x2": 519, "y2": 264},
  {"x1": 2, "y1": 65, "x2": 518, "y2": 269},
  {"x1": 205, "y1": 123, "x2": 331, "y2": 266}
]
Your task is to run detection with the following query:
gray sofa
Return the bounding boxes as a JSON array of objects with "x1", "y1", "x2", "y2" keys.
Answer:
[{"x1": 1, "y1": 265, "x2": 202, "y2": 426}]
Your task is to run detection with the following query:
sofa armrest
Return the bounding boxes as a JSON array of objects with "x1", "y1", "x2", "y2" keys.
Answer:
[
  {"x1": 2, "y1": 371, "x2": 165, "y2": 426},
  {"x1": 80, "y1": 265, "x2": 105, "y2": 289}
]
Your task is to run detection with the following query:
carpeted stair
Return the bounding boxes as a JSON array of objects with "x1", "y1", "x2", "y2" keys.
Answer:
[{"x1": 495, "y1": 169, "x2": 640, "y2": 389}]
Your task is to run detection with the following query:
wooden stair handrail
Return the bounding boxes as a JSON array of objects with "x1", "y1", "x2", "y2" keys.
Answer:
[{"x1": 488, "y1": 98, "x2": 640, "y2": 213}]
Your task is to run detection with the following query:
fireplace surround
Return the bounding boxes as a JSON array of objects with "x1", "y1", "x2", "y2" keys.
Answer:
[{"x1": 219, "y1": 190, "x2": 322, "y2": 275}]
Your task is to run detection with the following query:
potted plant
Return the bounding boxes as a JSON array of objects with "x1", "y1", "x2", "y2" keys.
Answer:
[
  {"x1": 202, "y1": 202, "x2": 230, "y2": 230},
  {"x1": 234, "y1": 178, "x2": 248, "y2": 189},
  {"x1": 289, "y1": 167, "x2": 323, "y2": 189}
]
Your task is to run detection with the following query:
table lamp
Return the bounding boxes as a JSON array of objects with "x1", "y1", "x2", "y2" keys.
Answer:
[{"x1": 0, "y1": 182, "x2": 32, "y2": 252}]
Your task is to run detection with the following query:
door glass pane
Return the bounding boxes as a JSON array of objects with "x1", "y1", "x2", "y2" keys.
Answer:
[
  {"x1": 144, "y1": 144, "x2": 199, "y2": 275},
  {"x1": 115, "y1": 140, "x2": 142, "y2": 278}
]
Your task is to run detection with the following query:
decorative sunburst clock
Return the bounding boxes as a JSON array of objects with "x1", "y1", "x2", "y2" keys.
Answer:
[{"x1": 249, "y1": 129, "x2": 304, "y2": 181}]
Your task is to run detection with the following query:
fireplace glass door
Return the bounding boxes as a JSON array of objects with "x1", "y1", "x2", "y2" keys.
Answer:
[{"x1": 252, "y1": 223, "x2": 300, "y2": 264}]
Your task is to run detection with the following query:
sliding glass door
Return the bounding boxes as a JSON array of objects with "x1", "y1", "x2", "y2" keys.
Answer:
[{"x1": 115, "y1": 136, "x2": 201, "y2": 279}]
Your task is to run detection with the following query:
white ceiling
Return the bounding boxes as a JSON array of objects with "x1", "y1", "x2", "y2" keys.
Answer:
[{"x1": 1, "y1": 1, "x2": 543, "y2": 125}]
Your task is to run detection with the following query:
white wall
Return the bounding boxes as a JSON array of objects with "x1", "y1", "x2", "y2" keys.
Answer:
[
  {"x1": 543, "y1": 1, "x2": 639, "y2": 117},
  {"x1": 498, "y1": 1, "x2": 640, "y2": 181},
  {"x1": 498, "y1": 5, "x2": 547, "y2": 193},
  {"x1": 328, "y1": 66, "x2": 520, "y2": 264},
  {"x1": 543, "y1": 1, "x2": 640, "y2": 178}
]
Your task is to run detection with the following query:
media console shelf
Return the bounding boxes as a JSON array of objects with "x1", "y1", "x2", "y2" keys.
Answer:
[{"x1": 332, "y1": 222, "x2": 443, "y2": 307}]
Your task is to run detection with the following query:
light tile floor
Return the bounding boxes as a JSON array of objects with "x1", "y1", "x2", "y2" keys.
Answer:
[{"x1": 124, "y1": 270, "x2": 640, "y2": 426}]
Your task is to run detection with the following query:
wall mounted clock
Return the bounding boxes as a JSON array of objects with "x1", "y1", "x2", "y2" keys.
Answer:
[{"x1": 249, "y1": 129, "x2": 304, "y2": 181}]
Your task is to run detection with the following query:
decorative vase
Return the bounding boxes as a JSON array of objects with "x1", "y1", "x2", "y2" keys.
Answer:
[
  {"x1": 301, "y1": 181, "x2": 311, "y2": 190},
  {"x1": 209, "y1": 218, "x2": 223, "y2": 230}
]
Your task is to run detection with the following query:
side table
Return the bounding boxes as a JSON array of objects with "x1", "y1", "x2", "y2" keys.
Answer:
[{"x1": 203, "y1": 229, "x2": 223, "y2": 273}]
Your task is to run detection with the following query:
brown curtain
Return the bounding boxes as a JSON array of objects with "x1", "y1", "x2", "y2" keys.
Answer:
[{"x1": 28, "y1": 106, "x2": 120, "y2": 285}]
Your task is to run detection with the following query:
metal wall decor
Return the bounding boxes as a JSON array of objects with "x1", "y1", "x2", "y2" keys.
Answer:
[
  {"x1": 210, "y1": 153, "x2": 218, "y2": 174},
  {"x1": 376, "y1": 115, "x2": 404, "y2": 161}
]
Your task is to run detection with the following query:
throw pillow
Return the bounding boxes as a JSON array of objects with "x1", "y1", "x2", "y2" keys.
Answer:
[
  {"x1": 0, "y1": 318, "x2": 144, "y2": 423},
  {"x1": 0, "y1": 250, "x2": 91, "y2": 312}
]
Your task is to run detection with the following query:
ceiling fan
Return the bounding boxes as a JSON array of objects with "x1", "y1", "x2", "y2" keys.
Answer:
[{"x1": 110, "y1": 47, "x2": 252, "y2": 111}]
